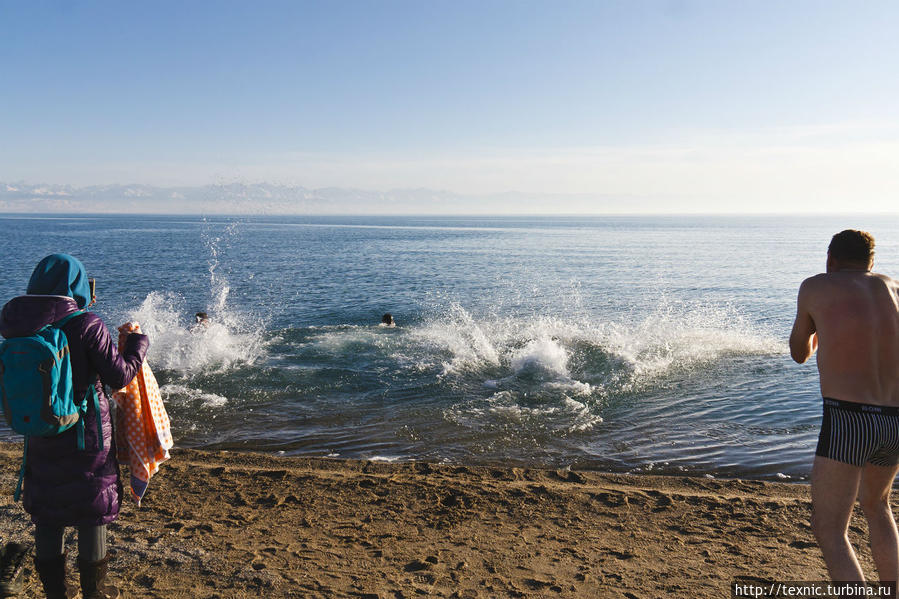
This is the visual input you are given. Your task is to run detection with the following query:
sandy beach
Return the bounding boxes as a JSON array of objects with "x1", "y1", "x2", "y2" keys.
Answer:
[{"x1": 0, "y1": 442, "x2": 876, "y2": 598}]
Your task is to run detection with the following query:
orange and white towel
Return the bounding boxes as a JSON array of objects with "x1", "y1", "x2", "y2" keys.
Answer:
[{"x1": 112, "y1": 322, "x2": 173, "y2": 507}]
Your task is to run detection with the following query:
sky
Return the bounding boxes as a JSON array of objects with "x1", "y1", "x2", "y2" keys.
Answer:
[{"x1": 2, "y1": 0, "x2": 898, "y2": 213}]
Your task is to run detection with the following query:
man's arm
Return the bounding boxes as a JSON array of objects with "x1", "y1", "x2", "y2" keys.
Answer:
[{"x1": 790, "y1": 279, "x2": 818, "y2": 364}]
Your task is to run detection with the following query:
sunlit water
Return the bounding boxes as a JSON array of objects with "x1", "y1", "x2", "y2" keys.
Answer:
[{"x1": 2, "y1": 213, "x2": 898, "y2": 481}]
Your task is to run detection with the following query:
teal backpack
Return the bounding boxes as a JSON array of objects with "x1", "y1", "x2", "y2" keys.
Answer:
[{"x1": 0, "y1": 310, "x2": 103, "y2": 500}]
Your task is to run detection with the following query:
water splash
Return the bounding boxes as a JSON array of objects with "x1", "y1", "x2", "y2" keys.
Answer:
[
  {"x1": 160, "y1": 383, "x2": 228, "y2": 407},
  {"x1": 510, "y1": 337, "x2": 570, "y2": 378},
  {"x1": 404, "y1": 300, "x2": 783, "y2": 436},
  {"x1": 203, "y1": 219, "x2": 241, "y2": 316},
  {"x1": 124, "y1": 218, "x2": 267, "y2": 375},
  {"x1": 413, "y1": 301, "x2": 781, "y2": 393},
  {"x1": 127, "y1": 291, "x2": 266, "y2": 374},
  {"x1": 413, "y1": 303, "x2": 501, "y2": 375},
  {"x1": 601, "y1": 301, "x2": 780, "y2": 384}
]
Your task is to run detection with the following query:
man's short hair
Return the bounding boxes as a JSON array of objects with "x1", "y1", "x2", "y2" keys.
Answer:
[{"x1": 829, "y1": 229, "x2": 875, "y2": 263}]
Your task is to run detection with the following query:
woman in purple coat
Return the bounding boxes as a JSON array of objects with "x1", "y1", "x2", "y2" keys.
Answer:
[{"x1": 0, "y1": 254, "x2": 148, "y2": 599}]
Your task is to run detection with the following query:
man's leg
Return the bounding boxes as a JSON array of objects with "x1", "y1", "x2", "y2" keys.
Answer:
[
  {"x1": 811, "y1": 455, "x2": 865, "y2": 580},
  {"x1": 857, "y1": 462, "x2": 899, "y2": 585}
]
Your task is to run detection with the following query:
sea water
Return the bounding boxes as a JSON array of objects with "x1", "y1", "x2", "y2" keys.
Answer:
[{"x1": 1, "y1": 213, "x2": 898, "y2": 481}]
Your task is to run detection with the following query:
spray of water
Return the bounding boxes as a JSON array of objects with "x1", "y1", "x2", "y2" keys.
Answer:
[
  {"x1": 406, "y1": 300, "x2": 783, "y2": 435},
  {"x1": 127, "y1": 220, "x2": 266, "y2": 377},
  {"x1": 203, "y1": 219, "x2": 241, "y2": 317},
  {"x1": 128, "y1": 291, "x2": 266, "y2": 375},
  {"x1": 414, "y1": 301, "x2": 780, "y2": 390},
  {"x1": 158, "y1": 383, "x2": 228, "y2": 408}
]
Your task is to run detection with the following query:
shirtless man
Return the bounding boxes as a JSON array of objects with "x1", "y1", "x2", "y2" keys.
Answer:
[{"x1": 790, "y1": 229, "x2": 899, "y2": 586}]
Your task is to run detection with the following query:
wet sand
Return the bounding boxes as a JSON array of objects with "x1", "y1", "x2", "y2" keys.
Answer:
[{"x1": 0, "y1": 442, "x2": 879, "y2": 598}]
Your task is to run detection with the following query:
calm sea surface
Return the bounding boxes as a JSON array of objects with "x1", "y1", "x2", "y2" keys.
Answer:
[{"x1": 2, "y1": 213, "x2": 898, "y2": 481}]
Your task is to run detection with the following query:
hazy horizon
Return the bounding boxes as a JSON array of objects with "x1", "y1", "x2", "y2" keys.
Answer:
[{"x1": 3, "y1": 180, "x2": 899, "y2": 216}]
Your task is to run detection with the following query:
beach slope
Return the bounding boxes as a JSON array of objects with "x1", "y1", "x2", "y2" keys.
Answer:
[{"x1": 0, "y1": 444, "x2": 861, "y2": 598}]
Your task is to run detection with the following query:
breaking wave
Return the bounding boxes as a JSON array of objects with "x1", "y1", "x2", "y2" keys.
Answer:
[{"x1": 412, "y1": 301, "x2": 780, "y2": 393}]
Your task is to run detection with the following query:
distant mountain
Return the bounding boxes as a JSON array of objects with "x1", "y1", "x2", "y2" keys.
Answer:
[
  {"x1": 0, "y1": 182, "x2": 482, "y2": 214},
  {"x1": 0, "y1": 181, "x2": 618, "y2": 214}
]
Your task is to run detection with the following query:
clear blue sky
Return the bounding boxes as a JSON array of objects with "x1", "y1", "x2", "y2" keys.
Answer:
[{"x1": 2, "y1": 0, "x2": 898, "y2": 211}]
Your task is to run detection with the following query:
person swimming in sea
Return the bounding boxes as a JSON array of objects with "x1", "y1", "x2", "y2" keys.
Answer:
[
  {"x1": 380, "y1": 313, "x2": 395, "y2": 327},
  {"x1": 191, "y1": 311, "x2": 210, "y2": 333}
]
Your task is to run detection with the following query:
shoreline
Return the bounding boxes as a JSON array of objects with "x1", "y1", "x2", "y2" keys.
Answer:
[
  {"x1": 0, "y1": 442, "x2": 870, "y2": 598},
  {"x1": 172, "y1": 440, "x2": 815, "y2": 484}
]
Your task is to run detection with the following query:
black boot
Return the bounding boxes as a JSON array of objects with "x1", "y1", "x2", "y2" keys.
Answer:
[
  {"x1": 0, "y1": 541, "x2": 32, "y2": 597},
  {"x1": 77, "y1": 555, "x2": 119, "y2": 599},
  {"x1": 33, "y1": 553, "x2": 76, "y2": 599}
]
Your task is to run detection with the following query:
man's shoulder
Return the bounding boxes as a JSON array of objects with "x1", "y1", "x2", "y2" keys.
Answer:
[
  {"x1": 871, "y1": 271, "x2": 899, "y2": 286},
  {"x1": 800, "y1": 271, "x2": 899, "y2": 306},
  {"x1": 797, "y1": 273, "x2": 845, "y2": 308},
  {"x1": 799, "y1": 273, "x2": 829, "y2": 291}
]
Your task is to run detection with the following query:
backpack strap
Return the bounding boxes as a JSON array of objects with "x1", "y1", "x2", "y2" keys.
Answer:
[
  {"x1": 90, "y1": 385, "x2": 103, "y2": 452},
  {"x1": 55, "y1": 311, "x2": 105, "y2": 452},
  {"x1": 74, "y1": 386, "x2": 103, "y2": 452},
  {"x1": 75, "y1": 417, "x2": 85, "y2": 451},
  {"x1": 0, "y1": 358, "x2": 9, "y2": 428}
]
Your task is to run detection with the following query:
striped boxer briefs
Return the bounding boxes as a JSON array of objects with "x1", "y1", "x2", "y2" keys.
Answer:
[{"x1": 816, "y1": 397, "x2": 899, "y2": 467}]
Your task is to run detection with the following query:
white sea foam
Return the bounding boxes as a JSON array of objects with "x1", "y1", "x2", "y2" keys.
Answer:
[
  {"x1": 510, "y1": 337, "x2": 569, "y2": 378},
  {"x1": 411, "y1": 301, "x2": 780, "y2": 392},
  {"x1": 544, "y1": 380, "x2": 594, "y2": 397},
  {"x1": 561, "y1": 396, "x2": 603, "y2": 432},
  {"x1": 412, "y1": 303, "x2": 501, "y2": 376},
  {"x1": 415, "y1": 300, "x2": 780, "y2": 436},
  {"x1": 160, "y1": 383, "x2": 228, "y2": 407},
  {"x1": 306, "y1": 325, "x2": 386, "y2": 352},
  {"x1": 367, "y1": 455, "x2": 404, "y2": 463},
  {"x1": 443, "y1": 388, "x2": 603, "y2": 435},
  {"x1": 598, "y1": 302, "x2": 780, "y2": 384},
  {"x1": 127, "y1": 290, "x2": 266, "y2": 374}
]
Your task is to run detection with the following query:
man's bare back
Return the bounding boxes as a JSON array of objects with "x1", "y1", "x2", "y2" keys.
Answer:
[
  {"x1": 791, "y1": 230, "x2": 899, "y2": 588},
  {"x1": 791, "y1": 270, "x2": 899, "y2": 406}
]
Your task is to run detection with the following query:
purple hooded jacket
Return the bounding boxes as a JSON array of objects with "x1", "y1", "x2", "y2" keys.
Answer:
[{"x1": 0, "y1": 295, "x2": 149, "y2": 526}]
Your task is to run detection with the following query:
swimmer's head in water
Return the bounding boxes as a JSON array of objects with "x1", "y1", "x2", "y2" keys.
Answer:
[
  {"x1": 381, "y1": 313, "x2": 394, "y2": 326},
  {"x1": 829, "y1": 229, "x2": 875, "y2": 269},
  {"x1": 196, "y1": 312, "x2": 209, "y2": 323}
]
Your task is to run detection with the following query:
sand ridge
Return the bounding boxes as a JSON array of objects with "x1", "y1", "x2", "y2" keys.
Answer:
[{"x1": 0, "y1": 443, "x2": 875, "y2": 598}]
